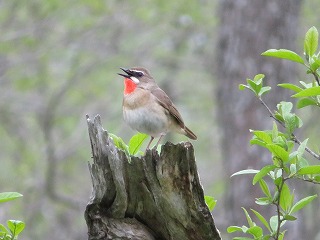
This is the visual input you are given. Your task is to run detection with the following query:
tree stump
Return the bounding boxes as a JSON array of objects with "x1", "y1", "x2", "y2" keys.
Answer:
[{"x1": 85, "y1": 115, "x2": 221, "y2": 240}]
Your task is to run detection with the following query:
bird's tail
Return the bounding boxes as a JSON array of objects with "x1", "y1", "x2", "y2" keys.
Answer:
[{"x1": 184, "y1": 126, "x2": 197, "y2": 140}]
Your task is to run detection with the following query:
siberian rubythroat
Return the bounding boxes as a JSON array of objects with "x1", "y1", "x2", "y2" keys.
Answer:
[{"x1": 118, "y1": 67, "x2": 197, "y2": 150}]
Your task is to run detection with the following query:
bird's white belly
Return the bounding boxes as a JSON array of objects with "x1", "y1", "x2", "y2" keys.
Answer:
[{"x1": 123, "y1": 106, "x2": 169, "y2": 137}]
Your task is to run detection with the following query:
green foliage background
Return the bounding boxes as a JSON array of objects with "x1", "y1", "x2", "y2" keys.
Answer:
[{"x1": 0, "y1": 0, "x2": 319, "y2": 239}]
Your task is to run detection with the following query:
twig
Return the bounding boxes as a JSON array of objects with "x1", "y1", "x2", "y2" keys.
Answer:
[
  {"x1": 291, "y1": 136, "x2": 320, "y2": 160},
  {"x1": 259, "y1": 98, "x2": 284, "y2": 127},
  {"x1": 300, "y1": 178, "x2": 320, "y2": 185},
  {"x1": 304, "y1": 63, "x2": 320, "y2": 86},
  {"x1": 312, "y1": 72, "x2": 320, "y2": 86},
  {"x1": 274, "y1": 189, "x2": 281, "y2": 240},
  {"x1": 259, "y1": 97, "x2": 320, "y2": 161},
  {"x1": 275, "y1": 178, "x2": 285, "y2": 240}
]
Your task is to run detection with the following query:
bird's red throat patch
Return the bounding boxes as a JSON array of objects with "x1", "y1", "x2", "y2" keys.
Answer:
[{"x1": 124, "y1": 78, "x2": 137, "y2": 95}]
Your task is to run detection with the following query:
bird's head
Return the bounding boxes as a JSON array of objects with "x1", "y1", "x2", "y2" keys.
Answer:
[
  {"x1": 118, "y1": 67, "x2": 154, "y2": 94},
  {"x1": 118, "y1": 67, "x2": 153, "y2": 83}
]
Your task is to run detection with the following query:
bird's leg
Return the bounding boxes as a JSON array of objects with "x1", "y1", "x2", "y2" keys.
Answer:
[
  {"x1": 145, "y1": 136, "x2": 154, "y2": 151},
  {"x1": 153, "y1": 134, "x2": 164, "y2": 150}
]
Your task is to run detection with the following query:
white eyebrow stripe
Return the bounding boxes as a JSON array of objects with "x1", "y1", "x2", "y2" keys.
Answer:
[
  {"x1": 131, "y1": 70, "x2": 144, "y2": 74},
  {"x1": 130, "y1": 76, "x2": 140, "y2": 84}
]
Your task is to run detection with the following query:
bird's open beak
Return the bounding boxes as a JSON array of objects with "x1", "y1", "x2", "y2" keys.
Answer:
[{"x1": 117, "y1": 68, "x2": 132, "y2": 78}]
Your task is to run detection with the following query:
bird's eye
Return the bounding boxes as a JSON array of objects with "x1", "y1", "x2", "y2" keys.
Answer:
[{"x1": 132, "y1": 71, "x2": 144, "y2": 78}]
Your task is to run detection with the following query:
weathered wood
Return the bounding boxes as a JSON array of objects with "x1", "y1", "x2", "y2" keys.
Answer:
[{"x1": 85, "y1": 115, "x2": 221, "y2": 240}]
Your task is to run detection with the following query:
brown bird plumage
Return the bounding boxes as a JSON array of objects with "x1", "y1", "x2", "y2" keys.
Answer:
[{"x1": 118, "y1": 67, "x2": 197, "y2": 150}]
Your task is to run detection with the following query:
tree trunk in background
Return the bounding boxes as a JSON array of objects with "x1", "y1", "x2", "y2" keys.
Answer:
[
  {"x1": 85, "y1": 115, "x2": 221, "y2": 240},
  {"x1": 215, "y1": 0, "x2": 303, "y2": 238}
]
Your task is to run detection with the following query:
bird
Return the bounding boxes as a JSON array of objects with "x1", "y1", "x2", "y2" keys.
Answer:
[{"x1": 118, "y1": 67, "x2": 197, "y2": 150}]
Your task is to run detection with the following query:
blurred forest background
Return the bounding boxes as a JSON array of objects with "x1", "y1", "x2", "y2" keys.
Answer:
[{"x1": 1, "y1": 0, "x2": 320, "y2": 239}]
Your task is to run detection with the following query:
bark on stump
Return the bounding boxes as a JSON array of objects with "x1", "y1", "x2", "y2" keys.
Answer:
[{"x1": 85, "y1": 115, "x2": 221, "y2": 240}]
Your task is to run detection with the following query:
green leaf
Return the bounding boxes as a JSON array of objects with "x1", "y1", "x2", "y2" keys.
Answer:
[
  {"x1": 314, "y1": 175, "x2": 320, "y2": 183},
  {"x1": 0, "y1": 192, "x2": 23, "y2": 203},
  {"x1": 255, "y1": 197, "x2": 272, "y2": 206},
  {"x1": 251, "y1": 209, "x2": 272, "y2": 233},
  {"x1": 247, "y1": 79, "x2": 261, "y2": 95},
  {"x1": 289, "y1": 164, "x2": 297, "y2": 176},
  {"x1": 272, "y1": 158, "x2": 282, "y2": 169},
  {"x1": 251, "y1": 130, "x2": 272, "y2": 144},
  {"x1": 109, "y1": 133, "x2": 132, "y2": 161},
  {"x1": 241, "y1": 225, "x2": 249, "y2": 232},
  {"x1": 283, "y1": 114, "x2": 302, "y2": 134},
  {"x1": 273, "y1": 136, "x2": 286, "y2": 150},
  {"x1": 285, "y1": 115, "x2": 296, "y2": 133},
  {"x1": 292, "y1": 86, "x2": 320, "y2": 97},
  {"x1": 296, "y1": 156, "x2": 309, "y2": 169},
  {"x1": 274, "y1": 112, "x2": 284, "y2": 123},
  {"x1": 204, "y1": 195, "x2": 217, "y2": 211},
  {"x1": 278, "y1": 83, "x2": 303, "y2": 93},
  {"x1": 272, "y1": 122, "x2": 279, "y2": 140},
  {"x1": 253, "y1": 165, "x2": 277, "y2": 185},
  {"x1": 296, "y1": 98, "x2": 318, "y2": 108},
  {"x1": 279, "y1": 183, "x2": 292, "y2": 212},
  {"x1": 299, "y1": 80, "x2": 312, "y2": 88},
  {"x1": 128, "y1": 133, "x2": 148, "y2": 155},
  {"x1": 290, "y1": 195, "x2": 317, "y2": 214},
  {"x1": 266, "y1": 144, "x2": 289, "y2": 162},
  {"x1": 109, "y1": 133, "x2": 128, "y2": 151},
  {"x1": 0, "y1": 224, "x2": 9, "y2": 234},
  {"x1": 298, "y1": 165, "x2": 320, "y2": 175},
  {"x1": 310, "y1": 57, "x2": 320, "y2": 71},
  {"x1": 253, "y1": 74, "x2": 265, "y2": 82},
  {"x1": 239, "y1": 84, "x2": 248, "y2": 90},
  {"x1": 287, "y1": 140, "x2": 295, "y2": 152},
  {"x1": 278, "y1": 231, "x2": 286, "y2": 240},
  {"x1": 258, "y1": 179, "x2": 272, "y2": 198},
  {"x1": 269, "y1": 215, "x2": 278, "y2": 232},
  {"x1": 262, "y1": 235, "x2": 272, "y2": 240},
  {"x1": 262, "y1": 49, "x2": 304, "y2": 64},
  {"x1": 227, "y1": 226, "x2": 243, "y2": 233},
  {"x1": 242, "y1": 207, "x2": 254, "y2": 228},
  {"x1": 7, "y1": 220, "x2": 25, "y2": 236},
  {"x1": 279, "y1": 101, "x2": 293, "y2": 114},
  {"x1": 247, "y1": 225, "x2": 263, "y2": 238},
  {"x1": 297, "y1": 139, "x2": 308, "y2": 158},
  {"x1": 259, "y1": 86, "x2": 271, "y2": 96},
  {"x1": 304, "y1": 26, "x2": 319, "y2": 57},
  {"x1": 231, "y1": 169, "x2": 259, "y2": 177},
  {"x1": 274, "y1": 173, "x2": 283, "y2": 187},
  {"x1": 295, "y1": 115, "x2": 303, "y2": 128},
  {"x1": 250, "y1": 139, "x2": 267, "y2": 147},
  {"x1": 283, "y1": 214, "x2": 297, "y2": 221}
]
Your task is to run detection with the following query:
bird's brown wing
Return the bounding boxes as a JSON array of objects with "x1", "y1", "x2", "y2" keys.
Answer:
[{"x1": 150, "y1": 87, "x2": 185, "y2": 128}]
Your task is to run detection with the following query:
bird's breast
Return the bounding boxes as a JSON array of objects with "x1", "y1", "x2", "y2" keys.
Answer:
[
  {"x1": 122, "y1": 88, "x2": 151, "y2": 109},
  {"x1": 123, "y1": 89, "x2": 170, "y2": 136}
]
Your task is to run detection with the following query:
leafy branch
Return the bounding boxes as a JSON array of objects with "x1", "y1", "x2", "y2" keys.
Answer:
[
  {"x1": 259, "y1": 97, "x2": 320, "y2": 160},
  {"x1": 228, "y1": 26, "x2": 320, "y2": 240},
  {"x1": 0, "y1": 192, "x2": 25, "y2": 240}
]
